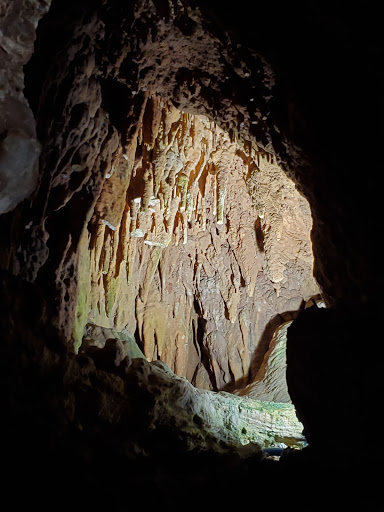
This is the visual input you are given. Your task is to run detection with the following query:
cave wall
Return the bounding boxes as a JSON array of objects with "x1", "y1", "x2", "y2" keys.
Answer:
[
  {"x1": 0, "y1": 0, "x2": 320, "y2": 392},
  {"x1": 1, "y1": 0, "x2": 384, "y2": 507},
  {"x1": 0, "y1": 0, "x2": 51, "y2": 213},
  {"x1": 0, "y1": 0, "x2": 382, "y2": 412},
  {"x1": 81, "y1": 103, "x2": 318, "y2": 391},
  {"x1": 2, "y1": 0, "x2": 380, "y2": 323}
]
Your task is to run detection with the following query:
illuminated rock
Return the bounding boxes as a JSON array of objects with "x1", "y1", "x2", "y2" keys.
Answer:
[
  {"x1": 81, "y1": 337, "x2": 306, "y2": 451},
  {"x1": 74, "y1": 102, "x2": 319, "y2": 392}
]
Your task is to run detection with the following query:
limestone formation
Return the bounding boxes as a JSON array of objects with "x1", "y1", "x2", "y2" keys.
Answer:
[
  {"x1": 81, "y1": 339, "x2": 306, "y2": 451},
  {"x1": 0, "y1": 0, "x2": 50, "y2": 213},
  {"x1": 236, "y1": 298, "x2": 326, "y2": 402},
  {"x1": 235, "y1": 321, "x2": 292, "y2": 402},
  {"x1": 0, "y1": 273, "x2": 304, "y2": 459},
  {"x1": 78, "y1": 321, "x2": 306, "y2": 450},
  {"x1": 79, "y1": 104, "x2": 319, "y2": 392},
  {"x1": 1, "y1": 0, "x2": 383, "y2": 509},
  {"x1": 0, "y1": 0, "x2": 319, "y2": 394}
]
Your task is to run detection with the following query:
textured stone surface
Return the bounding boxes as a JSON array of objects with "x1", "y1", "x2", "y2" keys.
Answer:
[
  {"x1": 0, "y1": 0, "x2": 319, "y2": 394},
  {"x1": 0, "y1": 0, "x2": 51, "y2": 213},
  {"x1": 80, "y1": 323, "x2": 306, "y2": 450},
  {"x1": 80, "y1": 104, "x2": 318, "y2": 391},
  {"x1": 235, "y1": 321, "x2": 292, "y2": 402},
  {"x1": 0, "y1": 274, "x2": 304, "y2": 457},
  {"x1": 1, "y1": 0, "x2": 383, "y2": 509},
  {"x1": 82, "y1": 322, "x2": 146, "y2": 359},
  {"x1": 81, "y1": 342, "x2": 306, "y2": 451},
  {"x1": 236, "y1": 297, "x2": 326, "y2": 401}
]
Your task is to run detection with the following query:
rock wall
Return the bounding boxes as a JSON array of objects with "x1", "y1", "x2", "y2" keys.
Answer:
[
  {"x1": 81, "y1": 103, "x2": 318, "y2": 391},
  {"x1": 236, "y1": 297, "x2": 325, "y2": 402},
  {"x1": 0, "y1": 0, "x2": 51, "y2": 213},
  {"x1": 235, "y1": 321, "x2": 292, "y2": 403},
  {"x1": 0, "y1": 0, "x2": 319, "y2": 393}
]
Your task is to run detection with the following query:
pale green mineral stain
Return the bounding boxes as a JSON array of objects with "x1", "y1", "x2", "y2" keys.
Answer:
[
  {"x1": 72, "y1": 234, "x2": 92, "y2": 353},
  {"x1": 147, "y1": 360, "x2": 307, "y2": 452},
  {"x1": 178, "y1": 173, "x2": 189, "y2": 210},
  {"x1": 105, "y1": 276, "x2": 118, "y2": 317}
]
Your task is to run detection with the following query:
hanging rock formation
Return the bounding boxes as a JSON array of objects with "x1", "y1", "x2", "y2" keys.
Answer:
[
  {"x1": 1, "y1": 0, "x2": 319, "y2": 394},
  {"x1": 81, "y1": 102, "x2": 319, "y2": 392},
  {"x1": 1, "y1": 0, "x2": 384, "y2": 508}
]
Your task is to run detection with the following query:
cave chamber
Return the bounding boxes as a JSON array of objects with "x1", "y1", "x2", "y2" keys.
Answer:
[{"x1": 1, "y1": 0, "x2": 382, "y2": 509}]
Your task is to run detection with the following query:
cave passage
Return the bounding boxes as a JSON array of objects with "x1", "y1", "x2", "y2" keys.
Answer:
[{"x1": 0, "y1": 0, "x2": 325, "y2": 456}]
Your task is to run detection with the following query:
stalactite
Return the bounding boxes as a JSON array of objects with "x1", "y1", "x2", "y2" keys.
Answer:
[
  {"x1": 141, "y1": 164, "x2": 154, "y2": 212},
  {"x1": 80, "y1": 96, "x2": 318, "y2": 390}
]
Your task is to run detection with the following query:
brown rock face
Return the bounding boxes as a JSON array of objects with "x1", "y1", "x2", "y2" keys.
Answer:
[
  {"x1": 0, "y1": 0, "x2": 319, "y2": 394},
  {"x1": 1, "y1": 0, "x2": 383, "y2": 509},
  {"x1": 82, "y1": 102, "x2": 318, "y2": 392}
]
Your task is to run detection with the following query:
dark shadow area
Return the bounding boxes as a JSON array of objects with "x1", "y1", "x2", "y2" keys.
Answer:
[
  {"x1": 191, "y1": 298, "x2": 217, "y2": 390},
  {"x1": 254, "y1": 216, "x2": 264, "y2": 252}
]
